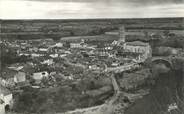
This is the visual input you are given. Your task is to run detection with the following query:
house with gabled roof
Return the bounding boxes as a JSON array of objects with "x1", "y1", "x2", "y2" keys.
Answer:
[
  {"x1": 0, "y1": 85, "x2": 13, "y2": 113},
  {"x1": 0, "y1": 67, "x2": 27, "y2": 87}
]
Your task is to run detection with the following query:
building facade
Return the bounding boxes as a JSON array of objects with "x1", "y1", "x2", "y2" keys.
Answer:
[
  {"x1": 70, "y1": 43, "x2": 82, "y2": 48},
  {"x1": 124, "y1": 41, "x2": 152, "y2": 60},
  {"x1": 0, "y1": 85, "x2": 13, "y2": 114},
  {"x1": 32, "y1": 71, "x2": 49, "y2": 81},
  {"x1": 14, "y1": 72, "x2": 26, "y2": 83}
]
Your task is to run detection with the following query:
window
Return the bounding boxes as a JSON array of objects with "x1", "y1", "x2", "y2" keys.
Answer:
[
  {"x1": 0, "y1": 99, "x2": 5, "y2": 104},
  {"x1": 42, "y1": 72, "x2": 46, "y2": 75}
]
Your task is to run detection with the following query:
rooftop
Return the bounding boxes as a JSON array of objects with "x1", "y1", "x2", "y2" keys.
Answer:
[
  {"x1": 1, "y1": 68, "x2": 18, "y2": 79},
  {"x1": 0, "y1": 85, "x2": 11, "y2": 96}
]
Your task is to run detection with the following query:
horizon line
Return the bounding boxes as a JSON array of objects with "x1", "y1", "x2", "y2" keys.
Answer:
[{"x1": 1, "y1": 17, "x2": 183, "y2": 21}]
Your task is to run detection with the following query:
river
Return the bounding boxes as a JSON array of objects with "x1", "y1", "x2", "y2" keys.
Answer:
[{"x1": 125, "y1": 70, "x2": 184, "y2": 114}]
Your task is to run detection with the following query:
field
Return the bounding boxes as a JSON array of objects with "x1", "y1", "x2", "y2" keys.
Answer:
[{"x1": 1, "y1": 18, "x2": 184, "y2": 40}]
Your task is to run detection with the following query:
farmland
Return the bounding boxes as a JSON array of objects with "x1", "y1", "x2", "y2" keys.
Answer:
[{"x1": 1, "y1": 18, "x2": 183, "y2": 40}]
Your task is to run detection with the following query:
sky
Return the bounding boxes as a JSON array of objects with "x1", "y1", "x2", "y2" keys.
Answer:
[{"x1": 0, "y1": 0, "x2": 184, "y2": 19}]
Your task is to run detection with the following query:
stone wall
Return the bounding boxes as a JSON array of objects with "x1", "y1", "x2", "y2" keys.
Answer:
[{"x1": 0, "y1": 104, "x2": 5, "y2": 114}]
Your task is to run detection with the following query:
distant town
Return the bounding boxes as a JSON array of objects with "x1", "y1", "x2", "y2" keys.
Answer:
[{"x1": 1, "y1": 18, "x2": 184, "y2": 114}]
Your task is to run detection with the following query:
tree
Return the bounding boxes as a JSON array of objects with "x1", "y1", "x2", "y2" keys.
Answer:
[{"x1": 163, "y1": 30, "x2": 170, "y2": 38}]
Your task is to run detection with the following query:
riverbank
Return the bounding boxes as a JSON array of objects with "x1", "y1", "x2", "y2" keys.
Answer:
[{"x1": 125, "y1": 69, "x2": 184, "y2": 114}]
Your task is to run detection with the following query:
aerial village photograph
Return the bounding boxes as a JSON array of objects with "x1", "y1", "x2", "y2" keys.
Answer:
[{"x1": 0, "y1": 0, "x2": 184, "y2": 114}]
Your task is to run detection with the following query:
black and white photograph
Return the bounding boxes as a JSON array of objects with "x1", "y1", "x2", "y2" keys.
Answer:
[{"x1": 0, "y1": 0, "x2": 184, "y2": 114}]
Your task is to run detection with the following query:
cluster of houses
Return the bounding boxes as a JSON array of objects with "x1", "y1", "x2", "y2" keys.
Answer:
[
  {"x1": 0, "y1": 26, "x2": 153, "y2": 114},
  {"x1": 0, "y1": 64, "x2": 55, "y2": 88},
  {"x1": 0, "y1": 65, "x2": 57, "y2": 113},
  {"x1": 89, "y1": 27, "x2": 151, "y2": 66}
]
